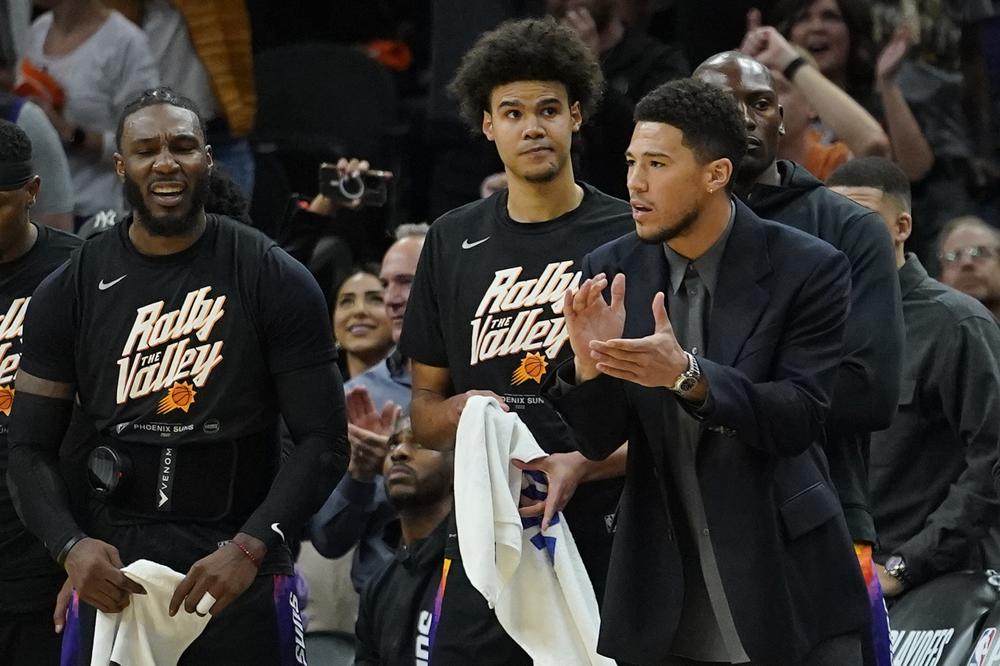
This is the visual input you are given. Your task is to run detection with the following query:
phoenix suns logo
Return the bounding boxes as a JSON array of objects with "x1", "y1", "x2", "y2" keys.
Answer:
[
  {"x1": 0, "y1": 296, "x2": 31, "y2": 414},
  {"x1": 116, "y1": 287, "x2": 225, "y2": 412},
  {"x1": 470, "y1": 261, "x2": 581, "y2": 386}
]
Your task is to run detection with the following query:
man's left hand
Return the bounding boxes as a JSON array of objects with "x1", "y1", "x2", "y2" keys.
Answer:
[
  {"x1": 513, "y1": 452, "x2": 590, "y2": 531},
  {"x1": 169, "y1": 534, "x2": 264, "y2": 617},
  {"x1": 589, "y1": 291, "x2": 687, "y2": 388},
  {"x1": 875, "y1": 563, "x2": 905, "y2": 597}
]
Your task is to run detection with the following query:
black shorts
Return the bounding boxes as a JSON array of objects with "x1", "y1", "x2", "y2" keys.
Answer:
[
  {"x1": 0, "y1": 608, "x2": 62, "y2": 665},
  {"x1": 60, "y1": 575, "x2": 308, "y2": 665}
]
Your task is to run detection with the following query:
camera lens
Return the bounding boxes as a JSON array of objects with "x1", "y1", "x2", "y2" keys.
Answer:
[{"x1": 338, "y1": 174, "x2": 365, "y2": 201}]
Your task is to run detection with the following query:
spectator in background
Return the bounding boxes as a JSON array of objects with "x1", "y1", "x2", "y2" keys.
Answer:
[
  {"x1": 548, "y1": 0, "x2": 690, "y2": 198},
  {"x1": 739, "y1": 12, "x2": 890, "y2": 180},
  {"x1": 548, "y1": 0, "x2": 689, "y2": 105},
  {"x1": 936, "y1": 215, "x2": 1000, "y2": 321},
  {"x1": 0, "y1": 23, "x2": 73, "y2": 231},
  {"x1": 775, "y1": 0, "x2": 976, "y2": 264},
  {"x1": 106, "y1": 0, "x2": 258, "y2": 196},
  {"x1": 332, "y1": 266, "x2": 394, "y2": 381},
  {"x1": 829, "y1": 156, "x2": 1000, "y2": 601},
  {"x1": 353, "y1": 424, "x2": 531, "y2": 666},
  {"x1": 21, "y1": 0, "x2": 157, "y2": 222},
  {"x1": 310, "y1": 224, "x2": 427, "y2": 594}
]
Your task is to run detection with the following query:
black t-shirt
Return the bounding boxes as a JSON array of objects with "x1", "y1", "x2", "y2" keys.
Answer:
[
  {"x1": 18, "y1": 215, "x2": 336, "y2": 573},
  {"x1": 0, "y1": 223, "x2": 81, "y2": 612},
  {"x1": 399, "y1": 183, "x2": 632, "y2": 594},
  {"x1": 355, "y1": 516, "x2": 531, "y2": 666}
]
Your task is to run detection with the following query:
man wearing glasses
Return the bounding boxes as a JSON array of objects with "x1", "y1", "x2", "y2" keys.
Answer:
[{"x1": 936, "y1": 216, "x2": 1000, "y2": 321}]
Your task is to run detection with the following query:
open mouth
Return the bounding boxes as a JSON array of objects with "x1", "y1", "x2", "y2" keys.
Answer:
[
  {"x1": 346, "y1": 322, "x2": 377, "y2": 337},
  {"x1": 630, "y1": 201, "x2": 653, "y2": 220},
  {"x1": 149, "y1": 182, "x2": 186, "y2": 207},
  {"x1": 804, "y1": 38, "x2": 831, "y2": 57}
]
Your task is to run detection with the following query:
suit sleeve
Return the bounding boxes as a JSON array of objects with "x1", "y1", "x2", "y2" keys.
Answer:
[
  {"x1": 898, "y1": 315, "x2": 1000, "y2": 585},
  {"x1": 543, "y1": 252, "x2": 631, "y2": 461},
  {"x1": 697, "y1": 249, "x2": 852, "y2": 456},
  {"x1": 828, "y1": 212, "x2": 904, "y2": 431},
  {"x1": 309, "y1": 474, "x2": 385, "y2": 558}
]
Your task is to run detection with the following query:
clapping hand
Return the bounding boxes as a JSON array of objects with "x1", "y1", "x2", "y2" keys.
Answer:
[
  {"x1": 345, "y1": 386, "x2": 400, "y2": 482},
  {"x1": 588, "y1": 291, "x2": 688, "y2": 389},
  {"x1": 561, "y1": 273, "x2": 626, "y2": 382}
]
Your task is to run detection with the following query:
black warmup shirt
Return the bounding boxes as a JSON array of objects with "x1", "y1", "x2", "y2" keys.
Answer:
[
  {"x1": 399, "y1": 183, "x2": 632, "y2": 596},
  {"x1": 18, "y1": 215, "x2": 336, "y2": 574},
  {"x1": 355, "y1": 516, "x2": 531, "y2": 666},
  {"x1": 0, "y1": 223, "x2": 81, "y2": 613}
]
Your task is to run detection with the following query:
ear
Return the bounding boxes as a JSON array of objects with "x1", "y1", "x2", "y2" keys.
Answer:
[
  {"x1": 482, "y1": 110, "x2": 495, "y2": 142},
  {"x1": 205, "y1": 144, "x2": 214, "y2": 170},
  {"x1": 24, "y1": 175, "x2": 41, "y2": 199},
  {"x1": 113, "y1": 153, "x2": 126, "y2": 180},
  {"x1": 570, "y1": 100, "x2": 583, "y2": 132},
  {"x1": 705, "y1": 157, "x2": 733, "y2": 194},
  {"x1": 896, "y1": 211, "x2": 913, "y2": 243},
  {"x1": 777, "y1": 104, "x2": 786, "y2": 136}
]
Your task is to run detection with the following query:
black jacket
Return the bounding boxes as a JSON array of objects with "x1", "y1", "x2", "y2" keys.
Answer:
[
  {"x1": 546, "y1": 201, "x2": 869, "y2": 664},
  {"x1": 355, "y1": 515, "x2": 530, "y2": 666},
  {"x1": 743, "y1": 160, "x2": 905, "y2": 543}
]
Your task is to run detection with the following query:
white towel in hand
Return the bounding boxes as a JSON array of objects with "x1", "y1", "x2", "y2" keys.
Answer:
[
  {"x1": 455, "y1": 395, "x2": 614, "y2": 666},
  {"x1": 91, "y1": 559, "x2": 211, "y2": 666}
]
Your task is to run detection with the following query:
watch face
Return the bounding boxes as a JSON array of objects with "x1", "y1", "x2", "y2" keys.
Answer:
[
  {"x1": 678, "y1": 377, "x2": 698, "y2": 393},
  {"x1": 886, "y1": 555, "x2": 904, "y2": 573}
]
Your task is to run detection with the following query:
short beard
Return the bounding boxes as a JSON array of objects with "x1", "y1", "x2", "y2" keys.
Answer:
[
  {"x1": 124, "y1": 173, "x2": 209, "y2": 237},
  {"x1": 523, "y1": 154, "x2": 565, "y2": 184},
  {"x1": 640, "y1": 205, "x2": 700, "y2": 245}
]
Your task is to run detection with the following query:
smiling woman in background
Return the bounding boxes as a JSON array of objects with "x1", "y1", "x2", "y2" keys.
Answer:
[{"x1": 332, "y1": 266, "x2": 394, "y2": 379}]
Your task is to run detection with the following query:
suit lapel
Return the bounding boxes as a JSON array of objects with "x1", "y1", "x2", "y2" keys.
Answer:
[{"x1": 707, "y1": 202, "x2": 773, "y2": 366}]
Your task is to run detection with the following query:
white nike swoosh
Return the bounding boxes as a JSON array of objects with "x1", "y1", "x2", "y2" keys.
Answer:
[
  {"x1": 462, "y1": 237, "x2": 490, "y2": 249},
  {"x1": 271, "y1": 522, "x2": 286, "y2": 542},
  {"x1": 98, "y1": 275, "x2": 127, "y2": 290}
]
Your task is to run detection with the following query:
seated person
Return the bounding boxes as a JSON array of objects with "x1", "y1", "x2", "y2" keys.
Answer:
[
  {"x1": 332, "y1": 266, "x2": 394, "y2": 381},
  {"x1": 828, "y1": 157, "x2": 1000, "y2": 597},
  {"x1": 354, "y1": 423, "x2": 530, "y2": 666},
  {"x1": 311, "y1": 225, "x2": 427, "y2": 593}
]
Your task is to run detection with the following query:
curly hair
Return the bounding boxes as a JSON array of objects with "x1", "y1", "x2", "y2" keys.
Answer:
[
  {"x1": 448, "y1": 17, "x2": 604, "y2": 129},
  {"x1": 0, "y1": 118, "x2": 31, "y2": 164},
  {"x1": 116, "y1": 86, "x2": 206, "y2": 149},
  {"x1": 634, "y1": 79, "x2": 746, "y2": 187},
  {"x1": 772, "y1": 0, "x2": 875, "y2": 100}
]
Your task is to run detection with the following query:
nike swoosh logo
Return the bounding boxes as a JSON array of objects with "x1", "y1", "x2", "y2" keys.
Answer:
[
  {"x1": 462, "y1": 237, "x2": 490, "y2": 249},
  {"x1": 271, "y1": 522, "x2": 285, "y2": 542},
  {"x1": 98, "y1": 275, "x2": 127, "y2": 290}
]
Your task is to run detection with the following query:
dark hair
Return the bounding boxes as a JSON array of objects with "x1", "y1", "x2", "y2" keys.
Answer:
[
  {"x1": 116, "y1": 87, "x2": 206, "y2": 150},
  {"x1": 827, "y1": 156, "x2": 912, "y2": 212},
  {"x1": 633, "y1": 79, "x2": 746, "y2": 188},
  {"x1": 773, "y1": 0, "x2": 875, "y2": 99},
  {"x1": 0, "y1": 119, "x2": 30, "y2": 163},
  {"x1": 206, "y1": 165, "x2": 252, "y2": 225},
  {"x1": 448, "y1": 17, "x2": 604, "y2": 129}
]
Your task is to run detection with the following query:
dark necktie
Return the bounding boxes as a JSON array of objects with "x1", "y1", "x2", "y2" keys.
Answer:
[{"x1": 682, "y1": 263, "x2": 706, "y2": 357}]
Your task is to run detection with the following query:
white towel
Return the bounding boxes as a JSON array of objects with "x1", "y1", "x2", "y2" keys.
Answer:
[
  {"x1": 91, "y1": 559, "x2": 211, "y2": 666},
  {"x1": 454, "y1": 395, "x2": 614, "y2": 666}
]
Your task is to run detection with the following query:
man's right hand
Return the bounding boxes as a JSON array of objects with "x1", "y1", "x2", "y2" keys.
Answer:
[
  {"x1": 347, "y1": 423, "x2": 391, "y2": 482},
  {"x1": 63, "y1": 537, "x2": 146, "y2": 613},
  {"x1": 445, "y1": 390, "x2": 509, "y2": 428},
  {"x1": 562, "y1": 273, "x2": 626, "y2": 383}
]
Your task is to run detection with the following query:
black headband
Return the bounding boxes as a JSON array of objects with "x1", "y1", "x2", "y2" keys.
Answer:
[{"x1": 0, "y1": 160, "x2": 33, "y2": 191}]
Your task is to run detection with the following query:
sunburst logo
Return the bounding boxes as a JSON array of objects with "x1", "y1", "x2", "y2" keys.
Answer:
[
  {"x1": 511, "y1": 352, "x2": 548, "y2": 386},
  {"x1": 0, "y1": 384, "x2": 14, "y2": 416},
  {"x1": 157, "y1": 381, "x2": 197, "y2": 415}
]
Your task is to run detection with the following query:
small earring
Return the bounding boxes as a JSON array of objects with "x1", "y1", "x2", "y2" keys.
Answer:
[{"x1": 778, "y1": 125, "x2": 786, "y2": 136}]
